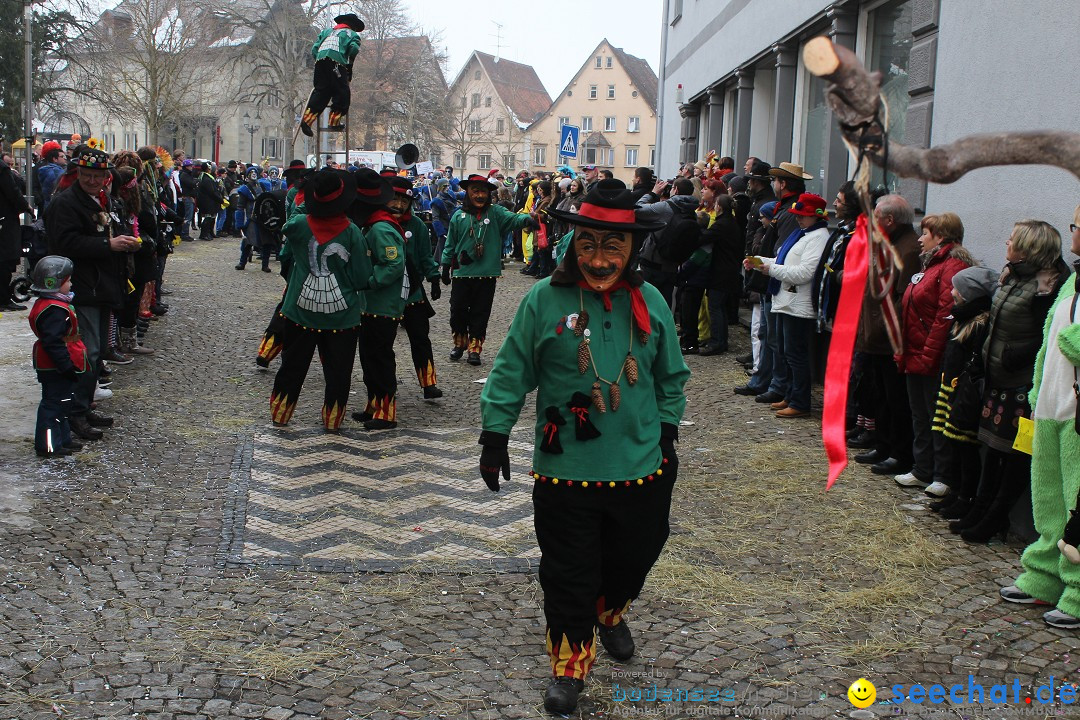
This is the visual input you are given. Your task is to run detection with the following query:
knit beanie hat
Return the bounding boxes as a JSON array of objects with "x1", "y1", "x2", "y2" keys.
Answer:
[
  {"x1": 951, "y1": 266, "x2": 999, "y2": 302},
  {"x1": 759, "y1": 201, "x2": 779, "y2": 220}
]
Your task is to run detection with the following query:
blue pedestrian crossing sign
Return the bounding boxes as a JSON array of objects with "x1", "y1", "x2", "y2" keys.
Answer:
[{"x1": 559, "y1": 124, "x2": 579, "y2": 158}]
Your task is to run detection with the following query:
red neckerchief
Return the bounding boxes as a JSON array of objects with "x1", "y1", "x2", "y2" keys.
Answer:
[
  {"x1": 577, "y1": 279, "x2": 650, "y2": 337},
  {"x1": 306, "y1": 215, "x2": 350, "y2": 244},
  {"x1": 294, "y1": 189, "x2": 305, "y2": 207},
  {"x1": 333, "y1": 23, "x2": 350, "y2": 29},
  {"x1": 365, "y1": 210, "x2": 404, "y2": 238}
]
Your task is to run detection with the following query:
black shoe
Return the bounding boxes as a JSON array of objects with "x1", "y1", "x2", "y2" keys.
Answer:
[
  {"x1": 467, "y1": 352, "x2": 482, "y2": 366},
  {"x1": 733, "y1": 384, "x2": 759, "y2": 396},
  {"x1": 352, "y1": 411, "x2": 373, "y2": 423},
  {"x1": 261, "y1": 266, "x2": 272, "y2": 273},
  {"x1": 597, "y1": 621, "x2": 634, "y2": 661},
  {"x1": 85, "y1": 411, "x2": 114, "y2": 428},
  {"x1": 681, "y1": 345, "x2": 698, "y2": 355},
  {"x1": 70, "y1": 416, "x2": 104, "y2": 440},
  {"x1": 854, "y1": 448, "x2": 888, "y2": 465},
  {"x1": 101, "y1": 347, "x2": 134, "y2": 365},
  {"x1": 754, "y1": 390, "x2": 784, "y2": 404},
  {"x1": 36, "y1": 446, "x2": 72, "y2": 458},
  {"x1": 449, "y1": 347, "x2": 465, "y2": 362},
  {"x1": 423, "y1": 386, "x2": 443, "y2": 400},
  {"x1": 235, "y1": 264, "x2": 246, "y2": 270},
  {"x1": 870, "y1": 458, "x2": 908, "y2": 475},
  {"x1": 929, "y1": 493, "x2": 956, "y2": 513},
  {"x1": 63, "y1": 439, "x2": 84, "y2": 452},
  {"x1": 300, "y1": 122, "x2": 313, "y2": 137},
  {"x1": 363, "y1": 418, "x2": 398, "y2": 430},
  {"x1": 255, "y1": 356, "x2": 270, "y2": 368},
  {"x1": 544, "y1": 677, "x2": 585, "y2": 715},
  {"x1": 941, "y1": 497, "x2": 973, "y2": 521},
  {"x1": 99, "y1": 364, "x2": 113, "y2": 378},
  {"x1": 1, "y1": 301, "x2": 27, "y2": 311},
  {"x1": 847, "y1": 431, "x2": 876, "y2": 449},
  {"x1": 698, "y1": 344, "x2": 727, "y2": 356},
  {"x1": 735, "y1": 352, "x2": 753, "y2": 365}
]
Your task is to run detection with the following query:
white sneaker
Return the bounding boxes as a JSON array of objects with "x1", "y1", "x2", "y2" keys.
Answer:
[
  {"x1": 894, "y1": 472, "x2": 929, "y2": 488},
  {"x1": 924, "y1": 481, "x2": 950, "y2": 498},
  {"x1": 94, "y1": 386, "x2": 113, "y2": 401}
]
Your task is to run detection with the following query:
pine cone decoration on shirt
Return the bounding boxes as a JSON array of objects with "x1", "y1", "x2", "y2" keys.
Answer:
[
  {"x1": 573, "y1": 310, "x2": 589, "y2": 337},
  {"x1": 623, "y1": 354, "x2": 639, "y2": 385},
  {"x1": 577, "y1": 339, "x2": 590, "y2": 374},
  {"x1": 608, "y1": 381, "x2": 621, "y2": 412},
  {"x1": 591, "y1": 380, "x2": 607, "y2": 413}
]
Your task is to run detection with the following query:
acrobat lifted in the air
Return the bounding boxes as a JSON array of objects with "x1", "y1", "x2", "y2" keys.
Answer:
[{"x1": 298, "y1": 13, "x2": 365, "y2": 138}]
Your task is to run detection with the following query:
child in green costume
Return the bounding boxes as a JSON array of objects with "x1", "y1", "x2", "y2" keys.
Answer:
[{"x1": 1001, "y1": 208, "x2": 1080, "y2": 629}]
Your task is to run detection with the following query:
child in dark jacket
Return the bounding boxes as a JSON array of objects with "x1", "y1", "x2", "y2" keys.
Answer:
[
  {"x1": 27, "y1": 256, "x2": 88, "y2": 457},
  {"x1": 930, "y1": 266, "x2": 1000, "y2": 518}
]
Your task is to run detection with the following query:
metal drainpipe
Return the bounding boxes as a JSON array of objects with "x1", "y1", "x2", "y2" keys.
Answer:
[
  {"x1": 654, "y1": 0, "x2": 670, "y2": 174},
  {"x1": 23, "y1": 0, "x2": 33, "y2": 211}
]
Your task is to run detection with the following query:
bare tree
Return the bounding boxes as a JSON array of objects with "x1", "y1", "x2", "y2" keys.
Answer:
[{"x1": 434, "y1": 78, "x2": 496, "y2": 173}]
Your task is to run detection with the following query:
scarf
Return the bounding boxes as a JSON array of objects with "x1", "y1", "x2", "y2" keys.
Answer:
[
  {"x1": 577, "y1": 279, "x2": 650, "y2": 337},
  {"x1": 768, "y1": 220, "x2": 827, "y2": 296},
  {"x1": 306, "y1": 215, "x2": 350, "y2": 244},
  {"x1": 41, "y1": 290, "x2": 75, "y2": 303},
  {"x1": 364, "y1": 210, "x2": 404, "y2": 236}
]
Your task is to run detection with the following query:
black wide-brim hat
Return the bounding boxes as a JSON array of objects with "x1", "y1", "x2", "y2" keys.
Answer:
[
  {"x1": 547, "y1": 178, "x2": 665, "y2": 233},
  {"x1": 282, "y1": 159, "x2": 308, "y2": 178},
  {"x1": 456, "y1": 173, "x2": 496, "y2": 192},
  {"x1": 334, "y1": 13, "x2": 365, "y2": 31},
  {"x1": 351, "y1": 167, "x2": 394, "y2": 206},
  {"x1": 306, "y1": 169, "x2": 356, "y2": 218}
]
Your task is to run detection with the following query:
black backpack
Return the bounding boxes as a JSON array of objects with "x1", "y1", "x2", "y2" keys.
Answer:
[
  {"x1": 252, "y1": 189, "x2": 287, "y2": 235},
  {"x1": 656, "y1": 203, "x2": 702, "y2": 265}
]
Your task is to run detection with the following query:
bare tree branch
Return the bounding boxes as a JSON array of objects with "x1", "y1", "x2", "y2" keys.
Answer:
[{"x1": 803, "y1": 37, "x2": 1080, "y2": 183}]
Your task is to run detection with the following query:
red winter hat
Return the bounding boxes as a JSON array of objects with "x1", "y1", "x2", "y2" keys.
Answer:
[
  {"x1": 41, "y1": 140, "x2": 62, "y2": 157},
  {"x1": 788, "y1": 192, "x2": 828, "y2": 218}
]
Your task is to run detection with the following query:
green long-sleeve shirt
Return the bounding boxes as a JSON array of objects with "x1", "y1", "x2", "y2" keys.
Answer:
[
  {"x1": 311, "y1": 26, "x2": 360, "y2": 66},
  {"x1": 280, "y1": 215, "x2": 370, "y2": 329},
  {"x1": 403, "y1": 214, "x2": 440, "y2": 304},
  {"x1": 441, "y1": 203, "x2": 531, "y2": 278},
  {"x1": 481, "y1": 278, "x2": 690, "y2": 482},
  {"x1": 360, "y1": 220, "x2": 406, "y2": 319}
]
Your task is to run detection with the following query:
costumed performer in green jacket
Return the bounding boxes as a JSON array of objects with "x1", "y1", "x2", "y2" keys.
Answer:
[
  {"x1": 477, "y1": 179, "x2": 691, "y2": 714},
  {"x1": 440, "y1": 173, "x2": 538, "y2": 365},
  {"x1": 299, "y1": 13, "x2": 364, "y2": 137},
  {"x1": 269, "y1": 169, "x2": 371, "y2": 430}
]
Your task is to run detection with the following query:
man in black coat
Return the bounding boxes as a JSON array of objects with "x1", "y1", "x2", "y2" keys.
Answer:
[
  {"x1": 196, "y1": 162, "x2": 223, "y2": 240},
  {"x1": 0, "y1": 156, "x2": 33, "y2": 310},
  {"x1": 44, "y1": 148, "x2": 141, "y2": 439},
  {"x1": 178, "y1": 160, "x2": 198, "y2": 240}
]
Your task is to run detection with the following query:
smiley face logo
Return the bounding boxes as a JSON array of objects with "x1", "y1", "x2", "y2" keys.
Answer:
[{"x1": 848, "y1": 678, "x2": 876, "y2": 708}]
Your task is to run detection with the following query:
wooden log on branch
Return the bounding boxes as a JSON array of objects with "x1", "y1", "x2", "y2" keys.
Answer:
[{"x1": 803, "y1": 36, "x2": 1080, "y2": 183}]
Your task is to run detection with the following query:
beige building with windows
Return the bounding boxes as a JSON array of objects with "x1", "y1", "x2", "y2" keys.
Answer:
[
  {"x1": 528, "y1": 39, "x2": 658, "y2": 185},
  {"x1": 437, "y1": 51, "x2": 551, "y2": 177}
]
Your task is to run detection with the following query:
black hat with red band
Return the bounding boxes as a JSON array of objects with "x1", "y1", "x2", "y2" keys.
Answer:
[
  {"x1": 351, "y1": 167, "x2": 394, "y2": 207},
  {"x1": 457, "y1": 173, "x2": 496, "y2": 192},
  {"x1": 306, "y1": 169, "x2": 356, "y2": 217},
  {"x1": 547, "y1": 178, "x2": 664, "y2": 233}
]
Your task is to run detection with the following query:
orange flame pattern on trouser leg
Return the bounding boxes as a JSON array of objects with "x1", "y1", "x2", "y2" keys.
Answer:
[
  {"x1": 328, "y1": 111, "x2": 344, "y2": 127},
  {"x1": 301, "y1": 109, "x2": 318, "y2": 127},
  {"x1": 546, "y1": 629, "x2": 596, "y2": 681},
  {"x1": 368, "y1": 395, "x2": 396, "y2": 422},
  {"x1": 468, "y1": 337, "x2": 484, "y2": 354},
  {"x1": 257, "y1": 332, "x2": 283, "y2": 363},
  {"x1": 596, "y1": 596, "x2": 632, "y2": 628},
  {"x1": 322, "y1": 401, "x2": 346, "y2": 430},
  {"x1": 452, "y1": 333, "x2": 468, "y2": 350},
  {"x1": 269, "y1": 391, "x2": 297, "y2": 425},
  {"x1": 415, "y1": 360, "x2": 437, "y2": 388}
]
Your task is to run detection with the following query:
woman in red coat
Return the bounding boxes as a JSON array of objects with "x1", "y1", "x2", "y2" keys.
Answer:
[{"x1": 896, "y1": 212, "x2": 974, "y2": 493}]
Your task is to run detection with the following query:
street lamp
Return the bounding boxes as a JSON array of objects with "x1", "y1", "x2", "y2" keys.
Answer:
[{"x1": 242, "y1": 112, "x2": 261, "y2": 165}]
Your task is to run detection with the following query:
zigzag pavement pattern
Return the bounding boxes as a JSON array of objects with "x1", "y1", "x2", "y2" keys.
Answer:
[{"x1": 220, "y1": 424, "x2": 541, "y2": 572}]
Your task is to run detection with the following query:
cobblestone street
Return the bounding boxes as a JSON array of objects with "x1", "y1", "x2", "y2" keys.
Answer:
[{"x1": 2, "y1": 239, "x2": 1079, "y2": 720}]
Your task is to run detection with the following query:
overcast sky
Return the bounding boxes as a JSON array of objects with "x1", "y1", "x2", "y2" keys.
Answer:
[{"x1": 400, "y1": 0, "x2": 663, "y2": 96}]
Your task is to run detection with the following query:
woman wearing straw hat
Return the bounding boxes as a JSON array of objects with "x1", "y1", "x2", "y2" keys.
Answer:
[{"x1": 478, "y1": 179, "x2": 690, "y2": 713}]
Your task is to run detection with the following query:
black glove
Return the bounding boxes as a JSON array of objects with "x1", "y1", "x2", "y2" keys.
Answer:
[
  {"x1": 478, "y1": 431, "x2": 510, "y2": 492},
  {"x1": 523, "y1": 216, "x2": 540, "y2": 232},
  {"x1": 659, "y1": 422, "x2": 679, "y2": 478},
  {"x1": 429, "y1": 281, "x2": 441, "y2": 301},
  {"x1": 441, "y1": 265, "x2": 452, "y2": 286}
]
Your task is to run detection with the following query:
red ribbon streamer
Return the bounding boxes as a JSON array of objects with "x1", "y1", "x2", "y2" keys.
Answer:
[{"x1": 823, "y1": 213, "x2": 870, "y2": 489}]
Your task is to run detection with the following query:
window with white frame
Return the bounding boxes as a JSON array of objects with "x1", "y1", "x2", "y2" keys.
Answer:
[
  {"x1": 628, "y1": 116, "x2": 640, "y2": 133},
  {"x1": 558, "y1": 116, "x2": 570, "y2": 128},
  {"x1": 496, "y1": 118, "x2": 505, "y2": 135},
  {"x1": 583, "y1": 147, "x2": 596, "y2": 164},
  {"x1": 606, "y1": 57, "x2": 613, "y2": 68},
  {"x1": 589, "y1": 85, "x2": 597, "y2": 99},
  {"x1": 478, "y1": 154, "x2": 492, "y2": 170},
  {"x1": 607, "y1": 84, "x2": 615, "y2": 99},
  {"x1": 261, "y1": 137, "x2": 280, "y2": 159},
  {"x1": 485, "y1": 96, "x2": 492, "y2": 107},
  {"x1": 867, "y1": 0, "x2": 913, "y2": 193},
  {"x1": 625, "y1": 146, "x2": 639, "y2": 167},
  {"x1": 594, "y1": 56, "x2": 602, "y2": 68},
  {"x1": 468, "y1": 119, "x2": 481, "y2": 134},
  {"x1": 603, "y1": 116, "x2": 616, "y2": 132},
  {"x1": 599, "y1": 147, "x2": 613, "y2": 167},
  {"x1": 454, "y1": 153, "x2": 464, "y2": 168},
  {"x1": 503, "y1": 154, "x2": 515, "y2": 171},
  {"x1": 534, "y1": 146, "x2": 546, "y2": 166},
  {"x1": 649, "y1": 146, "x2": 656, "y2": 167},
  {"x1": 471, "y1": 93, "x2": 480, "y2": 108},
  {"x1": 581, "y1": 116, "x2": 593, "y2": 131}
]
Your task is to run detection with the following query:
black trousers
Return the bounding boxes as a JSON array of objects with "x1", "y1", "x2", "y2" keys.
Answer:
[
  {"x1": 449, "y1": 277, "x2": 497, "y2": 351},
  {"x1": 402, "y1": 301, "x2": 437, "y2": 387},
  {"x1": 678, "y1": 285, "x2": 706, "y2": 347},
  {"x1": 358, "y1": 314, "x2": 398, "y2": 421},
  {"x1": 533, "y1": 471, "x2": 675, "y2": 680},
  {"x1": 640, "y1": 265, "x2": 676, "y2": 311},
  {"x1": 199, "y1": 215, "x2": 215, "y2": 240},
  {"x1": 864, "y1": 353, "x2": 914, "y2": 466},
  {"x1": 308, "y1": 58, "x2": 351, "y2": 116},
  {"x1": 270, "y1": 321, "x2": 358, "y2": 429},
  {"x1": 258, "y1": 303, "x2": 292, "y2": 365}
]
